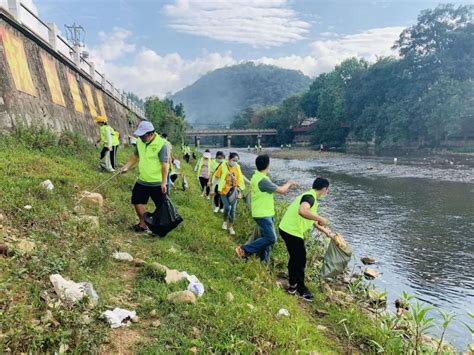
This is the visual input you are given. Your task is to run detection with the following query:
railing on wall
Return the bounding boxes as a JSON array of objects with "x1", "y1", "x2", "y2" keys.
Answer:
[{"x1": 1, "y1": 0, "x2": 145, "y2": 119}]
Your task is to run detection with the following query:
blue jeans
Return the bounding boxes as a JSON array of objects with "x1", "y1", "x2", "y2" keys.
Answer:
[
  {"x1": 242, "y1": 217, "x2": 277, "y2": 262},
  {"x1": 221, "y1": 195, "x2": 237, "y2": 223}
]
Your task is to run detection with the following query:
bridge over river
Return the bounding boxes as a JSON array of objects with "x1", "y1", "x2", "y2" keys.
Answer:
[{"x1": 185, "y1": 128, "x2": 277, "y2": 147}]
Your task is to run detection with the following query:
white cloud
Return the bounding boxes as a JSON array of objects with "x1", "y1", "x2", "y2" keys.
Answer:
[
  {"x1": 89, "y1": 26, "x2": 404, "y2": 98},
  {"x1": 162, "y1": 0, "x2": 311, "y2": 47},
  {"x1": 255, "y1": 26, "x2": 403, "y2": 76}
]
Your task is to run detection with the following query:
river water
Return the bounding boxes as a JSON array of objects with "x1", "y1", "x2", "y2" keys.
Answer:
[{"x1": 234, "y1": 149, "x2": 473, "y2": 350}]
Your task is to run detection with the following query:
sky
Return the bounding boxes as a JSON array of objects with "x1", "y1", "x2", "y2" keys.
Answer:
[{"x1": 8, "y1": 0, "x2": 470, "y2": 98}]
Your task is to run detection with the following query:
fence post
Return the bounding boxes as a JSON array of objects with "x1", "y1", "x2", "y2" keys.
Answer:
[
  {"x1": 7, "y1": 0, "x2": 21, "y2": 21},
  {"x1": 72, "y1": 44, "x2": 81, "y2": 66},
  {"x1": 89, "y1": 62, "x2": 95, "y2": 80},
  {"x1": 47, "y1": 23, "x2": 58, "y2": 51},
  {"x1": 101, "y1": 75, "x2": 106, "y2": 89}
]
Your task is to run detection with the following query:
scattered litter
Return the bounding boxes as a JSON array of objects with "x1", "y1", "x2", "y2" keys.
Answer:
[
  {"x1": 225, "y1": 292, "x2": 234, "y2": 302},
  {"x1": 187, "y1": 282, "x2": 205, "y2": 297},
  {"x1": 40, "y1": 179, "x2": 54, "y2": 190},
  {"x1": 102, "y1": 308, "x2": 136, "y2": 328},
  {"x1": 167, "y1": 290, "x2": 196, "y2": 304},
  {"x1": 277, "y1": 308, "x2": 290, "y2": 317},
  {"x1": 112, "y1": 252, "x2": 134, "y2": 262},
  {"x1": 23, "y1": 205, "x2": 32, "y2": 210},
  {"x1": 316, "y1": 325, "x2": 328, "y2": 331},
  {"x1": 49, "y1": 274, "x2": 98, "y2": 305}
]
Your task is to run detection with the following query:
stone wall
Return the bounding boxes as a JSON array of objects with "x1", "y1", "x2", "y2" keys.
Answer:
[{"x1": 0, "y1": 8, "x2": 141, "y2": 142}]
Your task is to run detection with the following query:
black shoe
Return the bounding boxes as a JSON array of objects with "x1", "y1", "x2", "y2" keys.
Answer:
[
  {"x1": 298, "y1": 290, "x2": 314, "y2": 302},
  {"x1": 131, "y1": 224, "x2": 149, "y2": 233},
  {"x1": 287, "y1": 284, "x2": 298, "y2": 295}
]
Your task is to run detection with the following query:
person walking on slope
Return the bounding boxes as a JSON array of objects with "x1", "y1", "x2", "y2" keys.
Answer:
[
  {"x1": 235, "y1": 154, "x2": 294, "y2": 263},
  {"x1": 121, "y1": 121, "x2": 169, "y2": 233},
  {"x1": 195, "y1": 149, "x2": 215, "y2": 199},
  {"x1": 111, "y1": 128, "x2": 120, "y2": 170},
  {"x1": 279, "y1": 177, "x2": 334, "y2": 301},
  {"x1": 210, "y1": 151, "x2": 225, "y2": 213},
  {"x1": 214, "y1": 152, "x2": 245, "y2": 236},
  {"x1": 95, "y1": 115, "x2": 115, "y2": 172}
]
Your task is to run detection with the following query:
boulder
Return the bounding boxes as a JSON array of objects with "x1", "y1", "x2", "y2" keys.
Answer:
[
  {"x1": 131, "y1": 316, "x2": 140, "y2": 323},
  {"x1": 167, "y1": 290, "x2": 196, "y2": 305},
  {"x1": 316, "y1": 325, "x2": 328, "y2": 331},
  {"x1": 361, "y1": 256, "x2": 376, "y2": 265},
  {"x1": 149, "y1": 309, "x2": 157, "y2": 317},
  {"x1": 151, "y1": 320, "x2": 161, "y2": 327},
  {"x1": 79, "y1": 191, "x2": 104, "y2": 207},
  {"x1": 364, "y1": 268, "x2": 381, "y2": 279},
  {"x1": 133, "y1": 258, "x2": 146, "y2": 267},
  {"x1": 165, "y1": 269, "x2": 186, "y2": 284}
]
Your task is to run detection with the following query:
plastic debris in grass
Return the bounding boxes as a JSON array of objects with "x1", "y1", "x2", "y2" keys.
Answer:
[
  {"x1": 40, "y1": 179, "x2": 54, "y2": 190},
  {"x1": 112, "y1": 252, "x2": 134, "y2": 262},
  {"x1": 49, "y1": 274, "x2": 99, "y2": 306},
  {"x1": 102, "y1": 308, "x2": 137, "y2": 328}
]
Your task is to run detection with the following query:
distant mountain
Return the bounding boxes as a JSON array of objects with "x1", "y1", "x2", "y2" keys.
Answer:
[{"x1": 171, "y1": 62, "x2": 311, "y2": 127}]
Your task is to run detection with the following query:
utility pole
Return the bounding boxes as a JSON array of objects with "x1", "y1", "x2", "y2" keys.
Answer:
[{"x1": 64, "y1": 23, "x2": 86, "y2": 65}]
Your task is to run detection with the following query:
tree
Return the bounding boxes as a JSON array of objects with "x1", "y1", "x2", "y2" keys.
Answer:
[{"x1": 145, "y1": 96, "x2": 186, "y2": 145}]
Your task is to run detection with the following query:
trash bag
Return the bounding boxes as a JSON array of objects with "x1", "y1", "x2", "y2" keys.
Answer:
[
  {"x1": 321, "y1": 237, "x2": 352, "y2": 279},
  {"x1": 144, "y1": 195, "x2": 183, "y2": 237}
]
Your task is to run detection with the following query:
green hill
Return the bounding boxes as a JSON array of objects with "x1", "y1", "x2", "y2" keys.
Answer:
[{"x1": 171, "y1": 62, "x2": 311, "y2": 127}]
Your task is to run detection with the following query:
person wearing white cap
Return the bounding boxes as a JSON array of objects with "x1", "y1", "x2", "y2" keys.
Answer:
[
  {"x1": 195, "y1": 149, "x2": 216, "y2": 199},
  {"x1": 121, "y1": 120, "x2": 169, "y2": 232}
]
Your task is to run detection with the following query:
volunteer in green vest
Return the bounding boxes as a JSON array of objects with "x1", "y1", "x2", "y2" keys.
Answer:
[
  {"x1": 121, "y1": 121, "x2": 169, "y2": 233},
  {"x1": 279, "y1": 177, "x2": 333, "y2": 301},
  {"x1": 235, "y1": 154, "x2": 294, "y2": 262},
  {"x1": 111, "y1": 128, "x2": 120, "y2": 170},
  {"x1": 95, "y1": 115, "x2": 115, "y2": 172},
  {"x1": 195, "y1": 149, "x2": 216, "y2": 198}
]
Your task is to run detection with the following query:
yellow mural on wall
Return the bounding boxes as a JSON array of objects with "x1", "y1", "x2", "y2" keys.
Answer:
[
  {"x1": 67, "y1": 71, "x2": 84, "y2": 113},
  {"x1": 95, "y1": 90, "x2": 107, "y2": 119},
  {"x1": 83, "y1": 83, "x2": 97, "y2": 117},
  {"x1": 0, "y1": 26, "x2": 37, "y2": 97},
  {"x1": 40, "y1": 53, "x2": 66, "y2": 107}
]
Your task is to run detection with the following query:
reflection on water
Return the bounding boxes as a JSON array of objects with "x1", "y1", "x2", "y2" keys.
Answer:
[{"x1": 236, "y1": 150, "x2": 474, "y2": 350}]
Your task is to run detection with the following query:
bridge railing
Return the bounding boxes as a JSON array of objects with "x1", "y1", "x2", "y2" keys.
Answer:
[{"x1": 0, "y1": 0, "x2": 145, "y2": 119}]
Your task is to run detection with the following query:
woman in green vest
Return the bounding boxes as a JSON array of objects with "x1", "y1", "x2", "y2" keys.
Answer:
[
  {"x1": 195, "y1": 149, "x2": 215, "y2": 199},
  {"x1": 235, "y1": 154, "x2": 294, "y2": 262},
  {"x1": 278, "y1": 177, "x2": 332, "y2": 301},
  {"x1": 95, "y1": 115, "x2": 115, "y2": 172}
]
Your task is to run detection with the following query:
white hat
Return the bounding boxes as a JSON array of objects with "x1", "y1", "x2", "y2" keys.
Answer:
[{"x1": 133, "y1": 121, "x2": 155, "y2": 136}]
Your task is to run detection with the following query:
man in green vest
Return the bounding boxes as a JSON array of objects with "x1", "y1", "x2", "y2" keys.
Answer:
[
  {"x1": 235, "y1": 154, "x2": 294, "y2": 262},
  {"x1": 121, "y1": 121, "x2": 169, "y2": 232},
  {"x1": 95, "y1": 115, "x2": 115, "y2": 172},
  {"x1": 279, "y1": 177, "x2": 333, "y2": 301}
]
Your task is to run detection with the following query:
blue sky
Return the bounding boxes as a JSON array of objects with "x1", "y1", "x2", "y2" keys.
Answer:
[{"x1": 16, "y1": 0, "x2": 471, "y2": 97}]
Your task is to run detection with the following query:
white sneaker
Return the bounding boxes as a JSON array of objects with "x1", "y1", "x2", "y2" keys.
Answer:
[
  {"x1": 219, "y1": 209, "x2": 224, "y2": 213},
  {"x1": 214, "y1": 207, "x2": 220, "y2": 213},
  {"x1": 229, "y1": 227, "x2": 236, "y2": 236},
  {"x1": 222, "y1": 222, "x2": 228, "y2": 230}
]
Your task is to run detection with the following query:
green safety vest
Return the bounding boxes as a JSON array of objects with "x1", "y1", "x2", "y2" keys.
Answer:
[
  {"x1": 196, "y1": 158, "x2": 216, "y2": 179},
  {"x1": 217, "y1": 161, "x2": 246, "y2": 193},
  {"x1": 250, "y1": 170, "x2": 275, "y2": 218},
  {"x1": 279, "y1": 189, "x2": 318, "y2": 239},
  {"x1": 99, "y1": 124, "x2": 113, "y2": 147},
  {"x1": 136, "y1": 133, "x2": 166, "y2": 183},
  {"x1": 112, "y1": 129, "x2": 119, "y2": 146}
]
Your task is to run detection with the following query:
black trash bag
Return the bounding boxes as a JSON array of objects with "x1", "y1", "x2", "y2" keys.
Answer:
[{"x1": 144, "y1": 195, "x2": 183, "y2": 237}]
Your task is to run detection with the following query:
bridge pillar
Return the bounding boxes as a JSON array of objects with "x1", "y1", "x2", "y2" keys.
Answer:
[
  {"x1": 227, "y1": 135, "x2": 232, "y2": 148},
  {"x1": 195, "y1": 136, "x2": 201, "y2": 148},
  {"x1": 257, "y1": 135, "x2": 262, "y2": 148}
]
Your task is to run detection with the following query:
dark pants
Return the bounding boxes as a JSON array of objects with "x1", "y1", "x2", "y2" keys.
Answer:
[
  {"x1": 199, "y1": 177, "x2": 210, "y2": 195},
  {"x1": 100, "y1": 147, "x2": 108, "y2": 159},
  {"x1": 131, "y1": 183, "x2": 165, "y2": 209},
  {"x1": 280, "y1": 228, "x2": 307, "y2": 293},
  {"x1": 111, "y1": 145, "x2": 118, "y2": 169},
  {"x1": 214, "y1": 185, "x2": 223, "y2": 209},
  {"x1": 184, "y1": 153, "x2": 190, "y2": 163}
]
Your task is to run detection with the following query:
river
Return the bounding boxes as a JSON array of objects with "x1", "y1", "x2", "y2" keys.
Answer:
[{"x1": 233, "y1": 148, "x2": 473, "y2": 350}]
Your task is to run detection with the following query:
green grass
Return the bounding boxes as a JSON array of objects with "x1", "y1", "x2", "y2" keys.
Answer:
[{"x1": 0, "y1": 127, "x2": 386, "y2": 353}]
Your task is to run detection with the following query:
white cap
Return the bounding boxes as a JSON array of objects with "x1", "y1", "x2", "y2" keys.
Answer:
[{"x1": 133, "y1": 121, "x2": 155, "y2": 136}]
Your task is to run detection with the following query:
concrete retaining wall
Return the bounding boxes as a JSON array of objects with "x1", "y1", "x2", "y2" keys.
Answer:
[{"x1": 0, "y1": 8, "x2": 141, "y2": 142}]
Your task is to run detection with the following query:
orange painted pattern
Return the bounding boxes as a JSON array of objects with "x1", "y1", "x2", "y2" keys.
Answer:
[
  {"x1": 95, "y1": 90, "x2": 107, "y2": 118},
  {"x1": 67, "y1": 71, "x2": 84, "y2": 113},
  {"x1": 83, "y1": 83, "x2": 97, "y2": 117},
  {"x1": 0, "y1": 26, "x2": 37, "y2": 96},
  {"x1": 40, "y1": 52, "x2": 66, "y2": 107}
]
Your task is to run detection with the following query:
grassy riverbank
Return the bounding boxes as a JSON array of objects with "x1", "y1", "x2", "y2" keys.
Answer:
[{"x1": 2, "y1": 127, "x2": 458, "y2": 353}]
